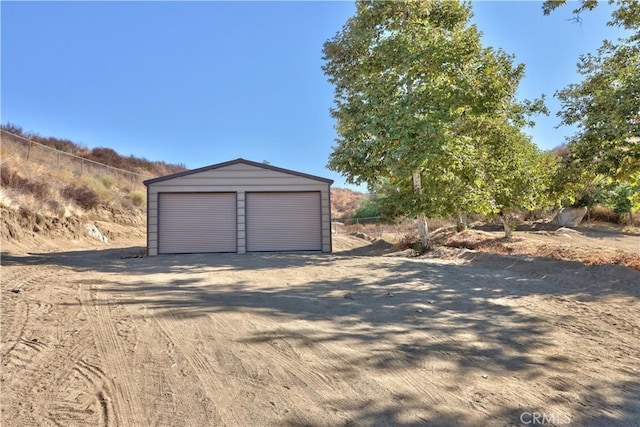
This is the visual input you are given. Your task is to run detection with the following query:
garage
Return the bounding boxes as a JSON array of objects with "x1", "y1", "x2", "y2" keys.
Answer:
[
  {"x1": 143, "y1": 158, "x2": 333, "y2": 256},
  {"x1": 158, "y1": 193, "x2": 236, "y2": 254}
]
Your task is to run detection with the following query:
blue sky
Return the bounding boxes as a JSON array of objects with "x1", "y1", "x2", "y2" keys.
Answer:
[{"x1": 1, "y1": 1, "x2": 629, "y2": 190}]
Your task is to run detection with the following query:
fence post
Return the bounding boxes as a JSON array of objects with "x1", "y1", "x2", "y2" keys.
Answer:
[
  {"x1": 27, "y1": 141, "x2": 32, "y2": 160},
  {"x1": 81, "y1": 159, "x2": 84, "y2": 175}
]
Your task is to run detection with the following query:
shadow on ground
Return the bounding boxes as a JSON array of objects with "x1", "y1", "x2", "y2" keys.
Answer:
[{"x1": 3, "y1": 247, "x2": 639, "y2": 426}]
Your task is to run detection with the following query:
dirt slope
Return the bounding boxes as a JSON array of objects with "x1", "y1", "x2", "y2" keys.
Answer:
[{"x1": 2, "y1": 237, "x2": 639, "y2": 426}]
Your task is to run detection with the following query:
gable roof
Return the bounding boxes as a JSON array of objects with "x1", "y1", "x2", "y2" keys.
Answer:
[{"x1": 143, "y1": 158, "x2": 334, "y2": 186}]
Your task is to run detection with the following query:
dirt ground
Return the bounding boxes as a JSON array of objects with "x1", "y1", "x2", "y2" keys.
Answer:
[
  {"x1": 1, "y1": 233, "x2": 639, "y2": 426},
  {"x1": 434, "y1": 224, "x2": 640, "y2": 271}
]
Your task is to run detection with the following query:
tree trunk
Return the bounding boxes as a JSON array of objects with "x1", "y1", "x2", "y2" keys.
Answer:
[
  {"x1": 456, "y1": 212, "x2": 467, "y2": 232},
  {"x1": 499, "y1": 213, "x2": 513, "y2": 239},
  {"x1": 413, "y1": 170, "x2": 432, "y2": 251}
]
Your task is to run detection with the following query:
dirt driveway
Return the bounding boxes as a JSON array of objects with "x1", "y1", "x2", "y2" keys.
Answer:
[{"x1": 1, "y1": 246, "x2": 639, "y2": 426}]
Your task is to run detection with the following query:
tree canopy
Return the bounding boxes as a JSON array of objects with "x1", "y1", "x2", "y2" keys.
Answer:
[
  {"x1": 322, "y1": 0, "x2": 549, "y2": 243},
  {"x1": 544, "y1": 0, "x2": 640, "y2": 179}
]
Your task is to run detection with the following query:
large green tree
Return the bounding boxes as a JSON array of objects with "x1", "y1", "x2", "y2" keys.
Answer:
[
  {"x1": 544, "y1": 0, "x2": 639, "y2": 179},
  {"x1": 323, "y1": 0, "x2": 547, "y2": 245}
]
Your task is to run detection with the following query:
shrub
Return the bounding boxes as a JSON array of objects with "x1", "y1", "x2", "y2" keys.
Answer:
[
  {"x1": 352, "y1": 198, "x2": 380, "y2": 220},
  {"x1": 1, "y1": 167, "x2": 49, "y2": 199},
  {"x1": 44, "y1": 199, "x2": 67, "y2": 218},
  {"x1": 590, "y1": 205, "x2": 619, "y2": 223},
  {"x1": 62, "y1": 185, "x2": 100, "y2": 210},
  {"x1": 607, "y1": 182, "x2": 633, "y2": 221},
  {"x1": 130, "y1": 190, "x2": 146, "y2": 206},
  {"x1": 100, "y1": 175, "x2": 115, "y2": 189},
  {"x1": 394, "y1": 233, "x2": 427, "y2": 254},
  {"x1": 86, "y1": 177, "x2": 109, "y2": 198}
]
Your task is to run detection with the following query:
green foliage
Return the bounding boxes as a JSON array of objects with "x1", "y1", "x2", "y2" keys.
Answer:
[
  {"x1": 352, "y1": 197, "x2": 380, "y2": 220},
  {"x1": 544, "y1": 1, "x2": 640, "y2": 180},
  {"x1": 606, "y1": 181, "x2": 634, "y2": 216},
  {"x1": 322, "y1": 1, "x2": 551, "y2": 239},
  {"x1": 571, "y1": 177, "x2": 609, "y2": 208}
]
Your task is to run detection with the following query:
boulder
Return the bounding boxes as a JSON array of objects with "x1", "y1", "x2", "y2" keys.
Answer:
[
  {"x1": 551, "y1": 207, "x2": 587, "y2": 227},
  {"x1": 85, "y1": 223, "x2": 108, "y2": 244}
]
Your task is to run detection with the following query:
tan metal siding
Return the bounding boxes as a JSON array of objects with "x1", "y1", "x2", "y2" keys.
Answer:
[
  {"x1": 152, "y1": 163, "x2": 327, "y2": 188},
  {"x1": 246, "y1": 192, "x2": 321, "y2": 252},
  {"x1": 158, "y1": 193, "x2": 236, "y2": 254},
  {"x1": 146, "y1": 162, "x2": 332, "y2": 255}
]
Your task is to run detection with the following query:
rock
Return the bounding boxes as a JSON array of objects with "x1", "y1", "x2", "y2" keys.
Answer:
[
  {"x1": 351, "y1": 232, "x2": 370, "y2": 240},
  {"x1": 555, "y1": 227, "x2": 579, "y2": 235},
  {"x1": 85, "y1": 223, "x2": 108, "y2": 244},
  {"x1": 551, "y1": 207, "x2": 587, "y2": 227}
]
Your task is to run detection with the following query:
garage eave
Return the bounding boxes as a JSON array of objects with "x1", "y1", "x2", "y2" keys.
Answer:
[{"x1": 144, "y1": 158, "x2": 334, "y2": 186}]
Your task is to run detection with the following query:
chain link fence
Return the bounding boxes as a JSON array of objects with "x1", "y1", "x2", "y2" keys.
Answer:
[
  {"x1": 1, "y1": 129, "x2": 151, "y2": 189},
  {"x1": 332, "y1": 216, "x2": 418, "y2": 242}
]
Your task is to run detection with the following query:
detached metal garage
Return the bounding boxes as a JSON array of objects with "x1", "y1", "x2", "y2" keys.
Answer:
[{"x1": 143, "y1": 158, "x2": 333, "y2": 256}]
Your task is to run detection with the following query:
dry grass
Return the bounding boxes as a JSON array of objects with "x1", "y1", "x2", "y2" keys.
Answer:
[
  {"x1": 1, "y1": 124, "x2": 186, "y2": 176},
  {"x1": 1, "y1": 134, "x2": 147, "y2": 218},
  {"x1": 129, "y1": 190, "x2": 146, "y2": 207},
  {"x1": 438, "y1": 228, "x2": 640, "y2": 271}
]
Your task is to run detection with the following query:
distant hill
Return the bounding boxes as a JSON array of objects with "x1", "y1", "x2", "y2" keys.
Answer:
[
  {"x1": 1, "y1": 123, "x2": 187, "y2": 177},
  {"x1": 331, "y1": 187, "x2": 368, "y2": 220}
]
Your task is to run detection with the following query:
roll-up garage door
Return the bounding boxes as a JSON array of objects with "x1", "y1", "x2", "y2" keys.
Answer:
[
  {"x1": 246, "y1": 192, "x2": 321, "y2": 252},
  {"x1": 159, "y1": 193, "x2": 236, "y2": 254}
]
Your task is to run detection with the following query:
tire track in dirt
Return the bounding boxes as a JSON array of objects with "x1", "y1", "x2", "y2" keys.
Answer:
[
  {"x1": 1, "y1": 266, "x2": 59, "y2": 363},
  {"x1": 72, "y1": 357, "x2": 115, "y2": 427},
  {"x1": 78, "y1": 282, "x2": 144, "y2": 427},
  {"x1": 204, "y1": 313, "x2": 395, "y2": 424},
  {"x1": 126, "y1": 314, "x2": 207, "y2": 427},
  {"x1": 1, "y1": 265, "x2": 105, "y2": 426},
  {"x1": 150, "y1": 312, "x2": 227, "y2": 425},
  {"x1": 542, "y1": 296, "x2": 638, "y2": 354}
]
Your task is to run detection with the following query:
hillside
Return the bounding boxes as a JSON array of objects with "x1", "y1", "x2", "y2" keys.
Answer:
[
  {"x1": 1, "y1": 125, "x2": 368, "y2": 252},
  {"x1": 1, "y1": 124, "x2": 187, "y2": 177},
  {"x1": 330, "y1": 187, "x2": 368, "y2": 220},
  {"x1": 0, "y1": 126, "x2": 187, "y2": 252}
]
